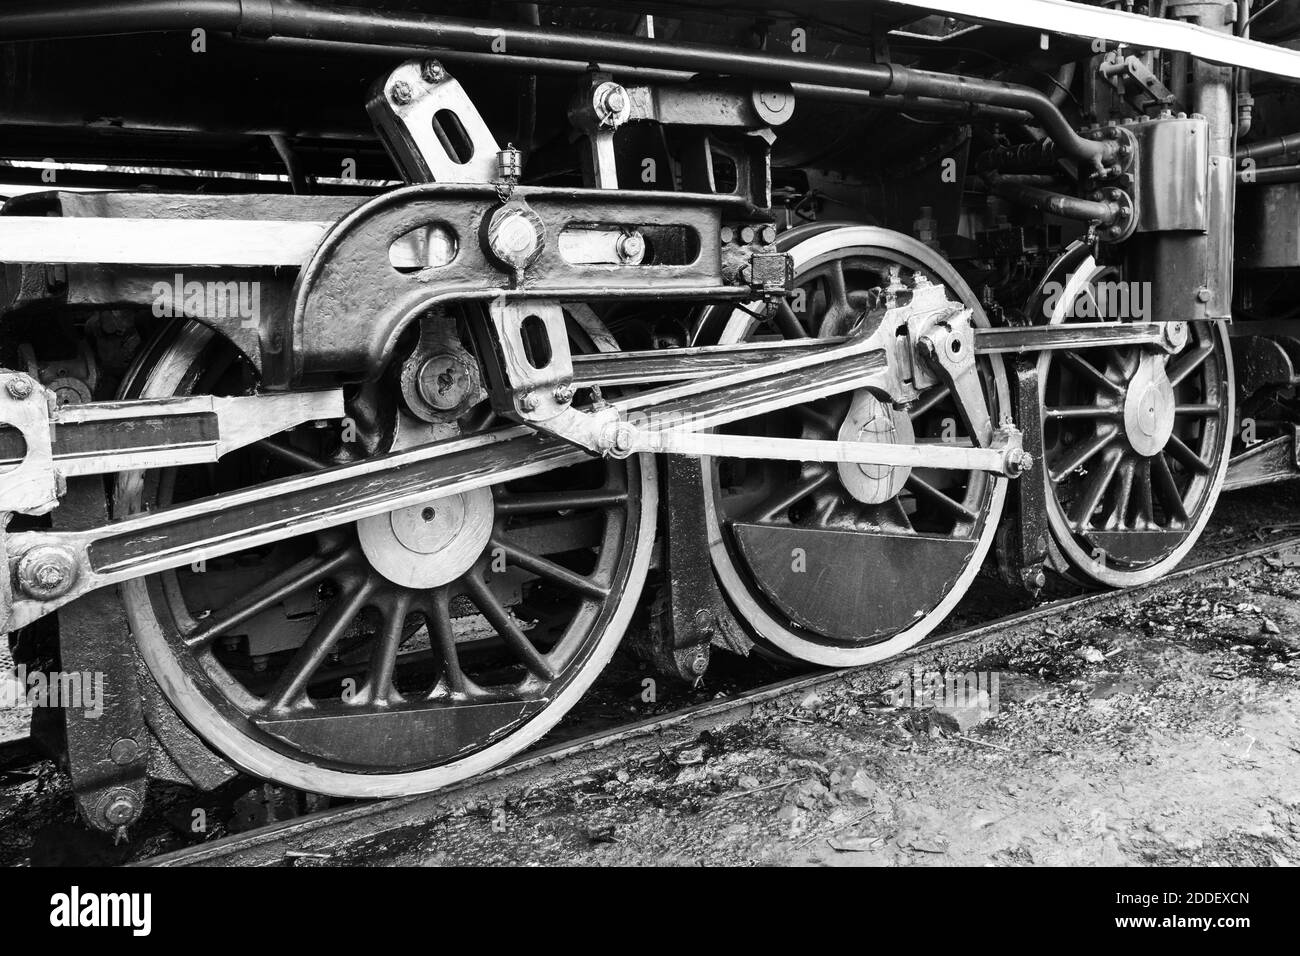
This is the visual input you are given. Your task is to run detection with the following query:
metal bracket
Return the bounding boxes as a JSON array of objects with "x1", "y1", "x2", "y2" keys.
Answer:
[
  {"x1": 55, "y1": 476, "x2": 149, "y2": 835},
  {"x1": 367, "y1": 59, "x2": 503, "y2": 185}
]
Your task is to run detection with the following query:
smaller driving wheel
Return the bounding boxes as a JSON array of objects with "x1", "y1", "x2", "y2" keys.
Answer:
[
  {"x1": 695, "y1": 225, "x2": 1010, "y2": 667},
  {"x1": 1033, "y1": 245, "x2": 1234, "y2": 587}
]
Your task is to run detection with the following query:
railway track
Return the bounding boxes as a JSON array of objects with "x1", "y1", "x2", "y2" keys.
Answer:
[{"x1": 126, "y1": 527, "x2": 1300, "y2": 867}]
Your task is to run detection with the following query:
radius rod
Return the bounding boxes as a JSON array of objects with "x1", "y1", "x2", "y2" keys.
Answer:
[{"x1": 0, "y1": 0, "x2": 1117, "y2": 169}]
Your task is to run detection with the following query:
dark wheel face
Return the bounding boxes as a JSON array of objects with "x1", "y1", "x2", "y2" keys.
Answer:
[
  {"x1": 697, "y1": 226, "x2": 1009, "y2": 667},
  {"x1": 1036, "y1": 253, "x2": 1233, "y2": 587},
  {"x1": 116, "y1": 318, "x2": 654, "y2": 797}
]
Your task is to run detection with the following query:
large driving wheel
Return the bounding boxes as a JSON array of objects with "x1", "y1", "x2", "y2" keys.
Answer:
[
  {"x1": 114, "y1": 314, "x2": 654, "y2": 798},
  {"x1": 695, "y1": 225, "x2": 1010, "y2": 666}
]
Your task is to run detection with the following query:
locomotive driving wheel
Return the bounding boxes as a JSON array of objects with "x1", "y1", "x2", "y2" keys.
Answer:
[
  {"x1": 114, "y1": 314, "x2": 654, "y2": 798},
  {"x1": 695, "y1": 225, "x2": 1010, "y2": 666},
  {"x1": 1033, "y1": 244, "x2": 1234, "y2": 587}
]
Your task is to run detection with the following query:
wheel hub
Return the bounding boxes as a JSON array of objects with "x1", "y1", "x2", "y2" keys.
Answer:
[
  {"x1": 357, "y1": 487, "x2": 494, "y2": 588},
  {"x1": 1122, "y1": 353, "x2": 1175, "y2": 457},
  {"x1": 836, "y1": 390, "x2": 915, "y2": 505}
]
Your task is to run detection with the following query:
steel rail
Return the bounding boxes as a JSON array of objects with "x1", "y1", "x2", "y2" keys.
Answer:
[{"x1": 138, "y1": 530, "x2": 1300, "y2": 867}]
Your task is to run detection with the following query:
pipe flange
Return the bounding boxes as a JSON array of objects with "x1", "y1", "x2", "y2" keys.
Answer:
[{"x1": 1095, "y1": 186, "x2": 1137, "y2": 243}]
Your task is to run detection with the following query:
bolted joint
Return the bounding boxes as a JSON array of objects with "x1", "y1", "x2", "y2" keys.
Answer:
[
  {"x1": 1004, "y1": 449, "x2": 1035, "y2": 479},
  {"x1": 592, "y1": 81, "x2": 631, "y2": 129},
  {"x1": 597, "y1": 421, "x2": 637, "y2": 459},
  {"x1": 17, "y1": 545, "x2": 78, "y2": 600},
  {"x1": 614, "y1": 230, "x2": 646, "y2": 264},
  {"x1": 97, "y1": 788, "x2": 142, "y2": 829},
  {"x1": 389, "y1": 80, "x2": 414, "y2": 106},
  {"x1": 420, "y1": 59, "x2": 446, "y2": 84},
  {"x1": 5, "y1": 374, "x2": 34, "y2": 400}
]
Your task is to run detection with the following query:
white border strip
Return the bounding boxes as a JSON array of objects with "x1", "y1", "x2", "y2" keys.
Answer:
[{"x1": 885, "y1": 0, "x2": 1300, "y2": 81}]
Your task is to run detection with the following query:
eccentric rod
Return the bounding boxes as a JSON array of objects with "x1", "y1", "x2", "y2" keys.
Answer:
[{"x1": 0, "y1": 0, "x2": 1116, "y2": 167}]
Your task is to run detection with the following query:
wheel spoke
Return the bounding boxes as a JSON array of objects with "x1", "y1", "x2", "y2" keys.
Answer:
[
  {"x1": 1173, "y1": 403, "x2": 1218, "y2": 417},
  {"x1": 423, "y1": 587, "x2": 472, "y2": 697},
  {"x1": 1166, "y1": 344, "x2": 1212, "y2": 387},
  {"x1": 255, "y1": 438, "x2": 328, "y2": 472},
  {"x1": 1070, "y1": 450, "x2": 1121, "y2": 528},
  {"x1": 460, "y1": 572, "x2": 556, "y2": 681},
  {"x1": 1134, "y1": 459, "x2": 1155, "y2": 526},
  {"x1": 1045, "y1": 405, "x2": 1121, "y2": 421},
  {"x1": 1108, "y1": 457, "x2": 1136, "y2": 528},
  {"x1": 826, "y1": 261, "x2": 850, "y2": 312},
  {"x1": 489, "y1": 536, "x2": 610, "y2": 601},
  {"x1": 1165, "y1": 435, "x2": 1210, "y2": 474},
  {"x1": 1061, "y1": 351, "x2": 1124, "y2": 396},
  {"x1": 906, "y1": 474, "x2": 977, "y2": 523},
  {"x1": 751, "y1": 468, "x2": 832, "y2": 522},
  {"x1": 265, "y1": 578, "x2": 373, "y2": 713},
  {"x1": 184, "y1": 547, "x2": 354, "y2": 649},
  {"x1": 357, "y1": 591, "x2": 411, "y2": 706},
  {"x1": 1151, "y1": 453, "x2": 1189, "y2": 522},
  {"x1": 909, "y1": 386, "x2": 953, "y2": 421},
  {"x1": 1050, "y1": 427, "x2": 1116, "y2": 482},
  {"x1": 495, "y1": 488, "x2": 628, "y2": 516},
  {"x1": 773, "y1": 299, "x2": 808, "y2": 340}
]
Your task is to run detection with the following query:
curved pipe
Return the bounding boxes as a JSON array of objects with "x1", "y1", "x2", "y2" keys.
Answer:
[
  {"x1": 984, "y1": 172, "x2": 1121, "y2": 224},
  {"x1": 0, "y1": 0, "x2": 1115, "y2": 167}
]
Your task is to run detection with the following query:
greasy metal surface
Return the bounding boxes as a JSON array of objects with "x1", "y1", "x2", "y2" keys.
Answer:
[
  {"x1": 54, "y1": 477, "x2": 148, "y2": 833},
  {"x1": 290, "y1": 183, "x2": 752, "y2": 383}
]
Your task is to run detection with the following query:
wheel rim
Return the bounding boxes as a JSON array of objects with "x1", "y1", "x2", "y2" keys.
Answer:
[
  {"x1": 697, "y1": 226, "x2": 1009, "y2": 667},
  {"x1": 1035, "y1": 249, "x2": 1234, "y2": 587},
  {"x1": 115, "y1": 316, "x2": 655, "y2": 797}
]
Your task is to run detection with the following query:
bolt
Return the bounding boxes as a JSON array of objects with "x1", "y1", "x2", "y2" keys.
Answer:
[
  {"x1": 739, "y1": 225, "x2": 757, "y2": 244},
  {"x1": 1196, "y1": 286, "x2": 1213, "y2": 303},
  {"x1": 552, "y1": 383, "x2": 576, "y2": 406},
  {"x1": 615, "y1": 231, "x2": 645, "y2": 263},
  {"x1": 17, "y1": 546, "x2": 77, "y2": 600},
  {"x1": 102, "y1": 791, "x2": 139, "y2": 827},
  {"x1": 420, "y1": 59, "x2": 446, "y2": 84},
  {"x1": 389, "y1": 80, "x2": 414, "y2": 106},
  {"x1": 518, "y1": 391, "x2": 539, "y2": 413},
  {"x1": 759, "y1": 224, "x2": 777, "y2": 244},
  {"x1": 719, "y1": 226, "x2": 735, "y2": 244},
  {"x1": 1021, "y1": 567, "x2": 1047, "y2": 592},
  {"x1": 109, "y1": 737, "x2": 140, "y2": 766},
  {"x1": 688, "y1": 652, "x2": 709, "y2": 676},
  {"x1": 5, "y1": 375, "x2": 33, "y2": 400},
  {"x1": 1005, "y1": 450, "x2": 1035, "y2": 477},
  {"x1": 599, "y1": 421, "x2": 636, "y2": 459}
]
